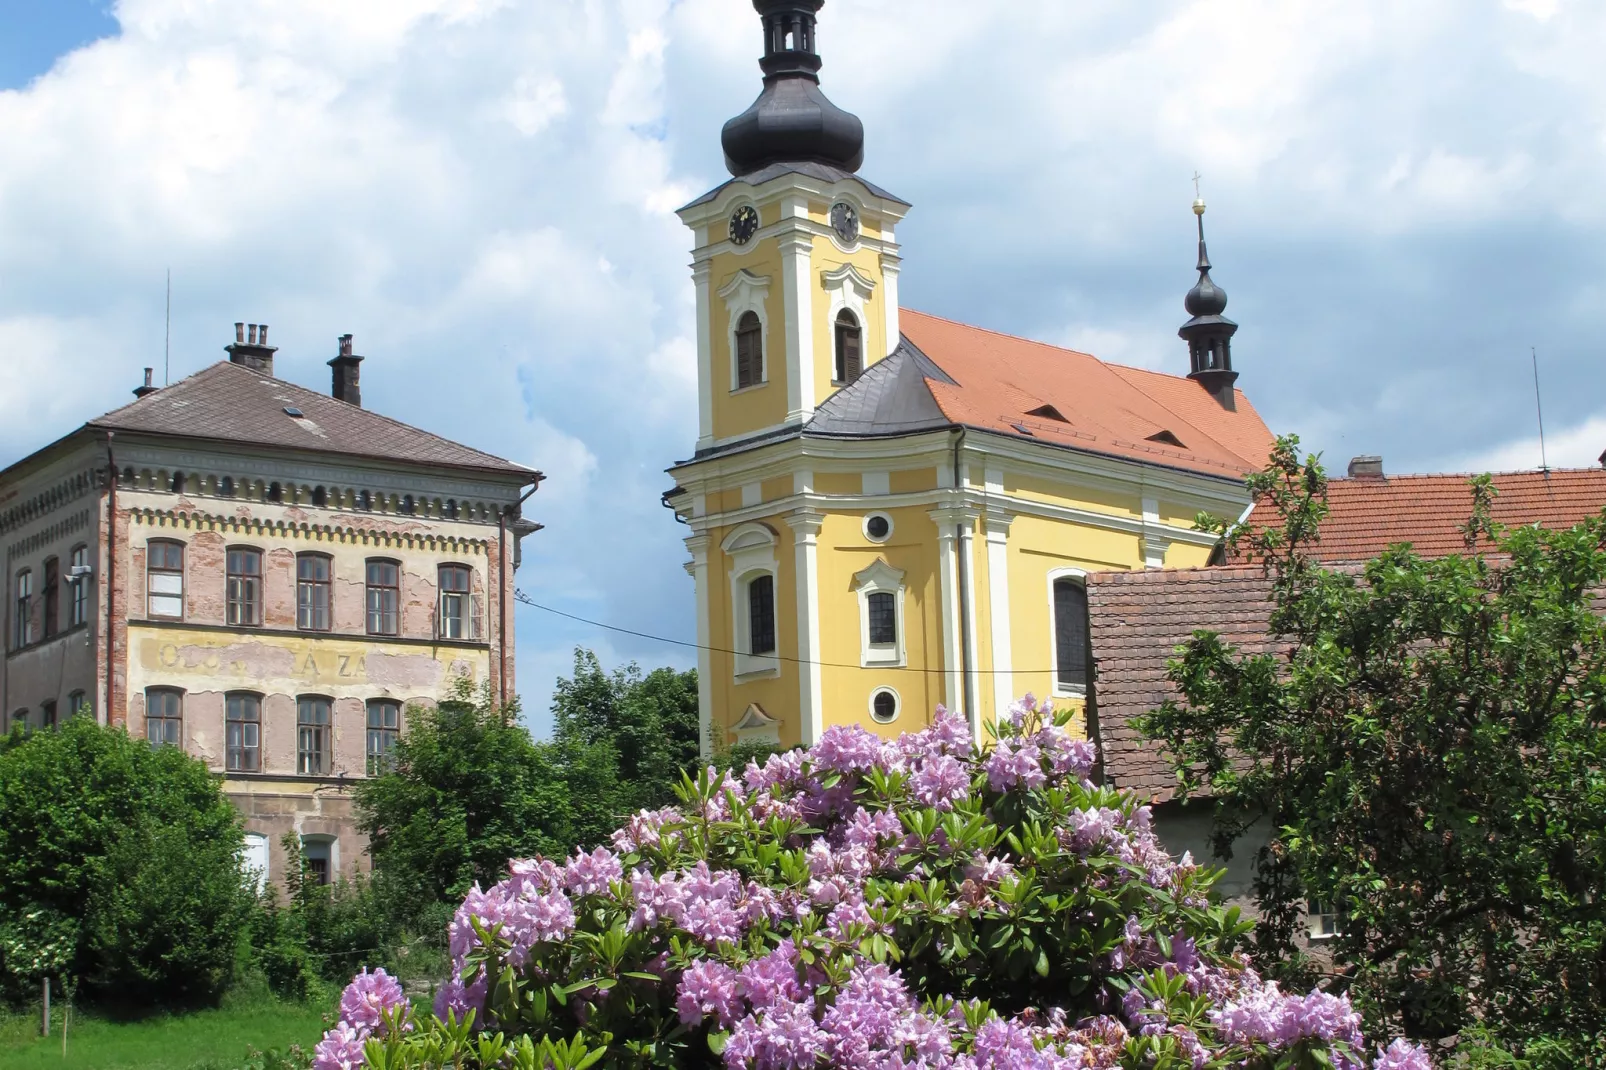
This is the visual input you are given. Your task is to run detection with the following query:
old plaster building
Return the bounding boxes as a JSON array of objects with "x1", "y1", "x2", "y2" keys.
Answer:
[
  {"x1": 666, "y1": 0, "x2": 1275, "y2": 752},
  {"x1": 0, "y1": 325, "x2": 540, "y2": 884}
]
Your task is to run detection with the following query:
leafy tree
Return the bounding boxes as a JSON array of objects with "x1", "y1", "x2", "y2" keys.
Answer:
[
  {"x1": 0, "y1": 716, "x2": 253, "y2": 1007},
  {"x1": 354, "y1": 680, "x2": 577, "y2": 914},
  {"x1": 355, "y1": 656, "x2": 701, "y2": 926},
  {"x1": 1141, "y1": 435, "x2": 1606, "y2": 1059},
  {"x1": 550, "y1": 649, "x2": 701, "y2": 845}
]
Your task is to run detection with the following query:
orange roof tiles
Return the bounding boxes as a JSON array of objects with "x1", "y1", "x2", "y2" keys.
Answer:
[
  {"x1": 900, "y1": 310, "x2": 1274, "y2": 481},
  {"x1": 1241, "y1": 468, "x2": 1606, "y2": 563}
]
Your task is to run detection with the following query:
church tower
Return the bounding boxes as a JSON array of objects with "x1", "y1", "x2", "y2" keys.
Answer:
[
  {"x1": 676, "y1": 0, "x2": 909, "y2": 453},
  {"x1": 668, "y1": 3, "x2": 1272, "y2": 759}
]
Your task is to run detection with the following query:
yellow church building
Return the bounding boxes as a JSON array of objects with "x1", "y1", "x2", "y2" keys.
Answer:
[{"x1": 665, "y1": 0, "x2": 1274, "y2": 752}]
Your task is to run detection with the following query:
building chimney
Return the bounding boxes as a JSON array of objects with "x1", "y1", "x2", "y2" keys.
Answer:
[
  {"x1": 225, "y1": 321, "x2": 278, "y2": 376},
  {"x1": 1347, "y1": 455, "x2": 1384, "y2": 480},
  {"x1": 328, "y1": 333, "x2": 364, "y2": 407},
  {"x1": 132, "y1": 367, "x2": 158, "y2": 398}
]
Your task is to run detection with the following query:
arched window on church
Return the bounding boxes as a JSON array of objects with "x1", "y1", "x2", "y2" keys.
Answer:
[
  {"x1": 834, "y1": 309, "x2": 862, "y2": 385},
  {"x1": 1052, "y1": 575, "x2": 1090, "y2": 695},
  {"x1": 735, "y1": 311, "x2": 763, "y2": 389}
]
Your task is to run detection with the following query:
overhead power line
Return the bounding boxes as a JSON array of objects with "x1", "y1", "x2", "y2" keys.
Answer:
[{"x1": 513, "y1": 589, "x2": 1071, "y2": 676}]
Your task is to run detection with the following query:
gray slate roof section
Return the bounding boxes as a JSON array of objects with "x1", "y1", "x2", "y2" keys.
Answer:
[
  {"x1": 804, "y1": 338, "x2": 956, "y2": 438},
  {"x1": 91, "y1": 361, "x2": 535, "y2": 479},
  {"x1": 679, "y1": 161, "x2": 910, "y2": 210}
]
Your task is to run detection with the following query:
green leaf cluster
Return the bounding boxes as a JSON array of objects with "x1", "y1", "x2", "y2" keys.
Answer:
[
  {"x1": 1143, "y1": 435, "x2": 1606, "y2": 1061},
  {"x1": 0, "y1": 715, "x2": 253, "y2": 1007}
]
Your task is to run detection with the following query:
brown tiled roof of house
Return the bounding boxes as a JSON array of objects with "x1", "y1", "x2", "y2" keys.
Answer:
[
  {"x1": 1238, "y1": 468, "x2": 1606, "y2": 563},
  {"x1": 88, "y1": 361, "x2": 535, "y2": 478},
  {"x1": 897, "y1": 310, "x2": 1276, "y2": 481},
  {"x1": 1092, "y1": 469, "x2": 1606, "y2": 799},
  {"x1": 1085, "y1": 565, "x2": 1277, "y2": 802}
]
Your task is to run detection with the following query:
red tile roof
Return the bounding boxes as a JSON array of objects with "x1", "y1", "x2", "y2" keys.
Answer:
[
  {"x1": 899, "y1": 310, "x2": 1275, "y2": 481},
  {"x1": 1239, "y1": 468, "x2": 1606, "y2": 563},
  {"x1": 1085, "y1": 565, "x2": 1278, "y2": 802},
  {"x1": 1093, "y1": 468, "x2": 1606, "y2": 799}
]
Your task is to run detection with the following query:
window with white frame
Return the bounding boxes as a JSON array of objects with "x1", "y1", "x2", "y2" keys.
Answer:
[
  {"x1": 722, "y1": 523, "x2": 780, "y2": 679},
  {"x1": 718, "y1": 269, "x2": 771, "y2": 392},
  {"x1": 853, "y1": 559, "x2": 906, "y2": 667},
  {"x1": 301, "y1": 835, "x2": 335, "y2": 886},
  {"x1": 1307, "y1": 900, "x2": 1344, "y2": 941},
  {"x1": 12, "y1": 569, "x2": 31, "y2": 649},
  {"x1": 68, "y1": 545, "x2": 89, "y2": 627},
  {"x1": 438, "y1": 564, "x2": 472, "y2": 640},
  {"x1": 1050, "y1": 570, "x2": 1090, "y2": 695},
  {"x1": 241, "y1": 832, "x2": 270, "y2": 893},
  {"x1": 147, "y1": 540, "x2": 185, "y2": 619},
  {"x1": 822, "y1": 261, "x2": 875, "y2": 384}
]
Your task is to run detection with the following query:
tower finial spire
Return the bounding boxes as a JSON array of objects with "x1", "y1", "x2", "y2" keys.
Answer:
[
  {"x1": 720, "y1": 1, "x2": 865, "y2": 176},
  {"x1": 1178, "y1": 190, "x2": 1240, "y2": 409}
]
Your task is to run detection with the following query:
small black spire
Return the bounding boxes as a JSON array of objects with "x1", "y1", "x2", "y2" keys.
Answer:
[
  {"x1": 720, "y1": 0, "x2": 865, "y2": 177},
  {"x1": 1178, "y1": 199, "x2": 1240, "y2": 409}
]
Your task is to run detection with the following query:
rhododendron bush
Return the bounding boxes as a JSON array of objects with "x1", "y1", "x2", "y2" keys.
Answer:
[{"x1": 317, "y1": 700, "x2": 1430, "y2": 1070}]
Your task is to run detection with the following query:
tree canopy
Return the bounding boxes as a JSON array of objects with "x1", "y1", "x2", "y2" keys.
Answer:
[
  {"x1": 1141, "y1": 436, "x2": 1606, "y2": 1061},
  {"x1": 0, "y1": 716, "x2": 253, "y2": 1007}
]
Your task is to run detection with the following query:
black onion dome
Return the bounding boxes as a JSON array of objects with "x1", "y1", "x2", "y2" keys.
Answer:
[
  {"x1": 721, "y1": 0, "x2": 865, "y2": 176},
  {"x1": 1184, "y1": 231, "x2": 1228, "y2": 316}
]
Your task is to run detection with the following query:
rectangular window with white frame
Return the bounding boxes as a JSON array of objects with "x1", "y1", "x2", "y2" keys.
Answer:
[
  {"x1": 853, "y1": 559, "x2": 907, "y2": 667},
  {"x1": 1307, "y1": 900, "x2": 1344, "y2": 941},
  {"x1": 147, "y1": 541, "x2": 185, "y2": 619},
  {"x1": 12, "y1": 569, "x2": 31, "y2": 649},
  {"x1": 437, "y1": 564, "x2": 472, "y2": 640},
  {"x1": 68, "y1": 545, "x2": 90, "y2": 627}
]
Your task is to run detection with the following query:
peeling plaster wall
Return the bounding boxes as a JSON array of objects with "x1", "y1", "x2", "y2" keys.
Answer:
[{"x1": 3, "y1": 428, "x2": 535, "y2": 886}]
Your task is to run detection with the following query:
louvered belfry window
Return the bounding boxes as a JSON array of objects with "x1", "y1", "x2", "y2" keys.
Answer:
[
  {"x1": 835, "y1": 310, "x2": 862, "y2": 384},
  {"x1": 1053, "y1": 578, "x2": 1090, "y2": 691},
  {"x1": 735, "y1": 311, "x2": 763, "y2": 388}
]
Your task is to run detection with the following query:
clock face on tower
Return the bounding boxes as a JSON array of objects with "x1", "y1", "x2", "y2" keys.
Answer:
[
  {"x1": 728, "y1": 205, "x2": 759, "y2": 246},
  {"x1": 830, "y1": 201, "x2": 860, "y2": 244}
]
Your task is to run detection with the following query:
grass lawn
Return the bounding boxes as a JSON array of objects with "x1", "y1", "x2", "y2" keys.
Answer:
[{"x1": 0, "y1": 995, "x2": 332, "y2": 1070}]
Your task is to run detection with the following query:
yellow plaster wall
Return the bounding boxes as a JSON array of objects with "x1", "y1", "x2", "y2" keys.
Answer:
[
  {"x1": 1162, "y1": 540, "x2": 1214, "y2": 568},
  {"x1": 1004, "y1": 473, "x2": 1140, "y2": 518},
  {"x1": 708, "y1": 246, "x2": 787, "y2": 441},
  {"x1": 1005, "y1": 514, "x2": 1141, "y2": 711},
  {"x1": 761, "y1": 476, "x2": 792, "y2": 504},
  {"x1": 890, "y1": 468, "x2": 936, "y2": 494},
  {"x1": 814, "y1": 505, "x2": 944, "y2": 739},
  {"x1": 704, "y1": 516, "x2": 801, "y2": 749},
  {"x1": 813, "y1": 472, "x2": 860, "y2": 496},
  {"x1": 810, "y1": 237, "x2": 891, "y2": 402}
]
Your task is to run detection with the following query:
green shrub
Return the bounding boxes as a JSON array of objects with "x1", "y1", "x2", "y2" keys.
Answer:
[{"x1": 0, "y1": 717, "x2": 253, "y2": 1008}]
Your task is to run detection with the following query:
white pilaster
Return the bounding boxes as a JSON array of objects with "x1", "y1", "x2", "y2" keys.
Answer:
[
  {"x1": 785, "y1": 510, "x2": 825, "y2": 745},
  {"x1": 685, "y1": 534, "x2": 713, "y2": 757},
  {"x1": 777, "y1": 228, "x2": 816, "y2": 424},
  {"x1": 692, "y1": 261, "x2": 714, "y2": 449},
  {"x1": 984, "y1": 512, "x2": 1014, "y2": 722},
  {"x1": 1140, "y1": 494, "x2": 1168, "y2": 568},
  {"x1": 879, "y1": 249, "x2": 902, "y2": 358}
]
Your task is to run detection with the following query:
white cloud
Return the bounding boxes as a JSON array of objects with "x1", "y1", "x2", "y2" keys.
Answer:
[
  {"x1": 2, "y1": 0, "x2": 1606, "y2": 713},
  {"x1": 1438, "y1": 413, "x2": 1606, "y2": 474}
]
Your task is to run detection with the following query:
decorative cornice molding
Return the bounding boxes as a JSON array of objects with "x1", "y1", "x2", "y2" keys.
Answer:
[
  {"x1": 125, "y1": 507, "x2": 492, "y2": 554},
  {"x1": 820, "y1": 262, "x2": 876, "y2": 300}
]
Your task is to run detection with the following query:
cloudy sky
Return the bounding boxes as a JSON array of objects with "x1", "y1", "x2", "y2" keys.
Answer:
[{"x1": 3, "y1": 0, "x2": 1602, "y2": 731}]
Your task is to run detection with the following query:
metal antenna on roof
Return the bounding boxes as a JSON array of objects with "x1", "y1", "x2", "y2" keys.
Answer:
[
  {"x1": 164, "y1": 268, "x2": 171, "y2": 386},
  {"x1": 1530, "y1": 346, "x2": 1548, "y2": 473}
]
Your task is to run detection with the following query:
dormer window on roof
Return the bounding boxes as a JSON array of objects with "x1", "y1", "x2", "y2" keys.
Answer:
[{"x1": 1026, "y1": 404, "x2": 1068, "y2": 423}]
